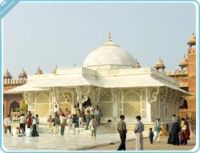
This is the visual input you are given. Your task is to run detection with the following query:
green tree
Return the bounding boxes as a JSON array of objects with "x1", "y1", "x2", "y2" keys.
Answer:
[{"x1": 20, "y1": 99, "x2": 28, "y2": 112}]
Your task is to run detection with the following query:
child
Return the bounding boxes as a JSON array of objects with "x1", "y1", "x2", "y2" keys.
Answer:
[{"x1": 149, "y1": 128, "x2": 154, "y2": 144}]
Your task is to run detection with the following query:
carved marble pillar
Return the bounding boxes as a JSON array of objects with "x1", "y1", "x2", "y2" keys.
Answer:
[
  {"x1": 24, "y1": 92, "x2": 35, "y2": 112},
  {"x1": 159, "y1": 87, "x2": 168, "y2": 120},
  {"x1": 75, "y1": 87, "x2": 83, "y2": 110},
  {"x1": 96, "y1": 87, "x2": 101, "y2": 106},
  {"x1": 148, "y1": 87, "x2": 160, "y2": 122},
  {"x1": 145, "y1": 88, "x2": 151, "y2": 122},
  {"x1": 141, "y1": 89, "x2": 147, "y2": 119},
  {"x1": 49, "y1": 87, "x2": 61, "y2": 113},
  {"x1": 118, "y1": 90, "x2": 123, "y2": 116},
  {"x1": 111, "y1": 89, "x2": 118, "y2": 120}
]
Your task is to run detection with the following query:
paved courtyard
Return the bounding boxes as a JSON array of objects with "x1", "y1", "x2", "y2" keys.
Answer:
[
  {"x1": 3, "y1": 127, "x2": 137, "y2": 151},
  {"x1": 2, "y1": 127, "x2": 196, "y2": 152},
  {"x1": 89, "y1": 135, "x2": 196, "y2": 151}
]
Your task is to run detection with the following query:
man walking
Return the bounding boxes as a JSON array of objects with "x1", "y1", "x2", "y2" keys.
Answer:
[
  {"x1": 134, "y1": 115, "x2": 144, "y2": 150},
  {"x1": 117, "y1": 115, "x2": 127, "y2": 150},
  {"x1": 153, "y1": 118, "x2": 161, "y2": 142},
  {"x1": 4, "y1": 114, "x2": 12, "y2": 136},
  {"x1": 19, "y1": 114, "x2": 26, "y2": 134}
]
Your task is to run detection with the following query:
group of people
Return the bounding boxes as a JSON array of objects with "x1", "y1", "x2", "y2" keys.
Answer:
[
  {"x1": 47, "y1": 104, "x2": 102, "y2": 139},
  {"x1": 116, "y1": 114, "x2": 191, "y2": 151},
  {"x1": 117, "y1": 115, "x2": 144, "y2": 151},
  {"x1": 167, "y1": 114, "x2": 191, "y2": 145},
  {"x1": 149, "y1": 118, "x2": 161, "y2": 144},
  {"x1": 4, "y1": 111, "x2": 40, "y2": 137}
]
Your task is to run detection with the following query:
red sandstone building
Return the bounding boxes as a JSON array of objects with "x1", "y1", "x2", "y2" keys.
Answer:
[
  {"x1": 154, "y1": 33, "x2": 196, "y2": 123},
  {"x1": 3, "y1": 69, "x2": 27, "y2": 117}
]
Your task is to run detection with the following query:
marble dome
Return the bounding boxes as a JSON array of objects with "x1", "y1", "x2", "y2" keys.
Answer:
[{"x1": 83, "y1": 33, "x2": 139, "y2": 68}]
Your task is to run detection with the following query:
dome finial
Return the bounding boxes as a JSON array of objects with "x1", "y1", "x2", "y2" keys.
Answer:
[
  {"x1": 104, "y1": 31, "x2": 118, "y2": 46},
  {"x1": 108, "y1": 31, "x2": 112, "y2": 42}
]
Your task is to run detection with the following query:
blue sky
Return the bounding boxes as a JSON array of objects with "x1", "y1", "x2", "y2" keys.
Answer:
[{"x1": 3, "y1": 2, "x2": 196, "y2": 78}]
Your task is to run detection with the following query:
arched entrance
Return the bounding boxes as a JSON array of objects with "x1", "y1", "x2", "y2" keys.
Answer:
[
  {"x1": 123, "y1": 90, "x2": 141, "y2": 117},
  {"x1": 179, "y1": 97, "x2": 188, "y2": 109},
  {"x1": 99, "y1": 91, "x2": 112, "y2": 118},
  {"x1": 10, "y1": 101, "x2": 20, "y2": 114},
  {"x1": 35, "y1": 94, "x2": 49, "y2": 117}
]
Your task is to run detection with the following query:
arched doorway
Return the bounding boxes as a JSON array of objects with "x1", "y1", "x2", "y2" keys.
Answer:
[
  {"x1": 179, "y1": 97, "x2": 188, "y2": 109},
  {"x1": 35, "y1": 94, "x2": 49, "y2": 117},
  {"x1": 99, "y1": 91, "x2": 112, "y2": 118},
  {"x1": 10, "y1": 101, "x2": 20, "y2": 114},
  {"x1": 123, "y1": 90, "x2": 141, "y2": 117}
]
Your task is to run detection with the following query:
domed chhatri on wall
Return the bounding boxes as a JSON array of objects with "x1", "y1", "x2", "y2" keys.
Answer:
[
  {"x1": 19, "y1": 68, "x2": 27, "y2": 79},
  {"x1": 179, "y1": 55, "x2": 188, "y2": 69},
  {"x1": 187, "y1": 33, "x2": 196, "y2": 47},
  {"x1": 83, "y1": 32, "x2": 139, "y2": 69},
  {"x1": 154, "y1": 57, "x2": 166, "y2": 71},
  {"x1": 35, "y1": 67, "x2": 43, "y2": 75},
  {"x1": 4, "y1": 69, "x2": 12, "y2": 79},
  {"x1": 4, "y1": 69, "x2": 27, "y2": 86}
]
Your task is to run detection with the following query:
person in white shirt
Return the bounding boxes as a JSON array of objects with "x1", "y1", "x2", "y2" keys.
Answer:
[
  {"x1": 134, "y1": 115, "x2": 144, "y2": 150},
  {"x1": 4, "y1": 115, "x2": 12, "y2": 136},
  {"x1": 153, "y1": 118, "x2": 161, "y2": 142},
  {"x1": 54, "y1": 104, "x2": 59, "y2": 113},
  {"x1": 89, "y1": 115, "x2": 98, "y2": 140},
  {"x1": 60, "y1": 113, "x2": 66, "y2": 135},
  {"x1": 19, "y1": 114, "x2": 26, "y2": 134},
  {"x1": 32, "y1": 116, "x2": 39, "y2": 137},
  {"x1": 12, "y1": 127, "x2": 20, "y2": 137}
]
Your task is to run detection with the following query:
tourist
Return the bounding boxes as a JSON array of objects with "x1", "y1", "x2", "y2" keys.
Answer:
[
  {"x1": 12, "y1": 127, "x2": 20, "y2": 137},
  {"x1": 180, "y1": 118, "x2": 190, "y2": 145},
  {"x1": 72, "y1": 114, "x2": 79, "y2": 134},
  {"x1": 186, "y1": 115, "x2": 193, "y2": 137},
  {"x1": 53, "y1": 113, "x2": 60, "y2": 134},
  {"x1": 35, "y1": 114, "x2": 40, "y2": 133},
  {"x1": 66, "y1": 111, "x2": 72, "y2": 129},
  {"x1": 134, "y1": 115, "x2": 144, "y2": 150},
  {"x1": 117, "y1": 115, "x2": 127, "y2": 150},
  {"x1": 60, "y1": 113, "x2": 67, "y2": 136},
  {"x1": 93, "y1": 108, "x2": 99, "y2": 120},
  {"x1": 149, "y1": 128, "x2": 154, "y2": 144},
  {"x1": 89, "y1": 115, "x2": 98, "y2": 140},
  {"x1": 19, "y1": 128, "x2": 25, "y2": 137},
  {"x1": 32, "y1": 116, "x2": 39, "y2": 137},
  {"x1": 12, "y1": 114, "x2": 19, "y2": 121},
  {"x1": 19, "y1": 114, "x2": 26, "y2": 134},
  {"x1": 26, "y1": 111, "x2": 32, "y2": 119},
  {"x1": 26, "y1": 114, "x2": 32, "y2": 136},
  {"x1": 153, "y1": 118, "x2": 161, "y2": 142},
  {"x1": 77, "y1": 109, "x2": 83, "y2": 128},
  {"x1": 167, "y1": 114, "x2": 180, "y2": 145},
  {"x1": 54, "y1": 104, "x2": 59, "y2": 113},
  {"x1": 4, "y1": 114, "x2": 12, "y2": 136},
  {"x1": 65, "y1": 108, "x2": 69, "y2": 116},
  {"x1": 94, "y1": 108, "x2": 102, "y2": 125},
  {"x1": 47, "y1": 115, "x2": 53, "y2": 134},
  {"x1": 85, "y1": 109, "x2": 91, "y2": 130}
]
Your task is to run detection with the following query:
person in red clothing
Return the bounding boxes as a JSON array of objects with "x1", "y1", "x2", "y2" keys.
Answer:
[{"x1": 180, "y1": 118, "x2": 190, "y2": 145}]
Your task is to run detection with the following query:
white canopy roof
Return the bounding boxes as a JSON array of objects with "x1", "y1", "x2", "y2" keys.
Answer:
[{"x1": 5, "y1": 67, "x2": 189, "y2": 95}]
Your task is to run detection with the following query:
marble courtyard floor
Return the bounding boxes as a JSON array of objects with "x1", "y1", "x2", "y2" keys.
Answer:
[{"x1": 2, "y1": 129, "x2": 196, "y2": 151}]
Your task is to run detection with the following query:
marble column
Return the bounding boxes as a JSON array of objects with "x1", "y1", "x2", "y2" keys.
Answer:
[
  {"x1": 111, "y1": 89, "x2": 118, "y2": 120},
  {"x1": 145, "y1": 88, "x2": 151, "y2": 122}
]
